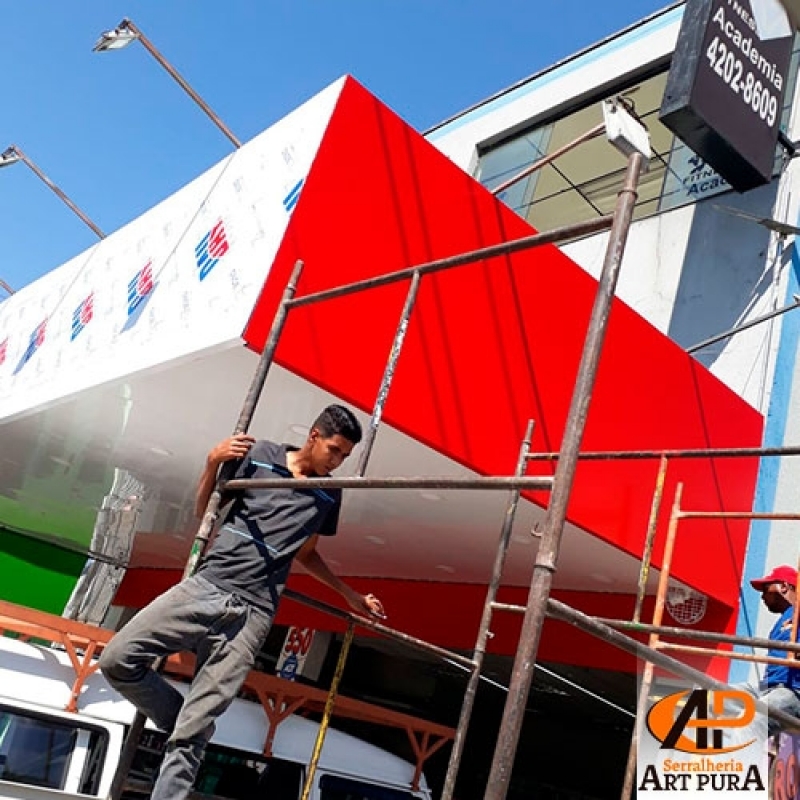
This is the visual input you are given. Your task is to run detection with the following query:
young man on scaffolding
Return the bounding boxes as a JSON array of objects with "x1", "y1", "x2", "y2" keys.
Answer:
[
  {"x1": 750, "y1": 564, "x2": 800, "y2": 733},
  {"x1": 99, "y1": 404, "x2": 385, "y2": 800}
]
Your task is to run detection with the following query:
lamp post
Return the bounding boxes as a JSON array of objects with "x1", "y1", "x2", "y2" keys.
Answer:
[
  {"x1": 0, "y1": 146, "x2": 105, "y2": 240},
  {"x1": 93, "y1": 18, "x2": 242, "y2": 149}
]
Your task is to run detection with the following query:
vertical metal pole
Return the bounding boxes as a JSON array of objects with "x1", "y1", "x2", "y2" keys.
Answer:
[
  {"x1": 294, "y1": 272, "x2": 422, "y2": 792},
  {"x1": 300, "y1": 624, "x2": 356, "y2": 800},
  {"x1": 633, "y1": 455, "x2": 669, "y2": 624},
  {"x1": 355, "y1": 271, "x2": 422, "y2": 477},
  {"x1": 483, "y1": 150, "x2": 644, "y2": 800},
  {"x1": 185, "y1": 258, "x2": 306, "y2": 578},
  {"x1": 108, "y1": 260, "x2": 304, "y2": 800},
  {"x1": 620, "y1": 482, "x2": 683, "y2": 800},
  {"x1": 440, "y1": 420, "x2": 535, "y2": 800}
]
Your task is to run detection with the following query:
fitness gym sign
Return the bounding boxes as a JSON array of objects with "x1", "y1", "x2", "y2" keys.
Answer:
[{"x1": 660, "y1": 0, "x2": 793, "y2": 192}]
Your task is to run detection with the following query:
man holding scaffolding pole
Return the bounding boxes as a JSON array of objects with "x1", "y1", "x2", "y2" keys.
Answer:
[
  {"x1": 99, "y1": 404, "x2": 385, "y2": 800},
  {"x1": 749, "y1": 564, "x2": 800, "y2": 733}
]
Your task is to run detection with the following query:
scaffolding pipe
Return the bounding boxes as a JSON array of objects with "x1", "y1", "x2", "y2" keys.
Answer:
[
  {"x1": 108, "y1": 260, "x2": 304, "y2": 800},
  {"x1": 287, "y1": 216, "x2": 614, "y2": 310},
  {"x1": 687, "y1": 295, "x2": 800, "y2": 354},
  {"x1": 678, "y1": 510, "x2": 800, "y2": 520},
  {"x1": 621, "y1": 481, "x2": 682, "y2": 800},
  {"x1": 225, "y1": 476, "x2": 554, "y2": 491},
  {"x1": 594, "y1": 618, "x2": 800, "y2": 654},
  {"x1": 356, "y1": 271, "x2": 421, "y2": 476},
  {"x1": 440, "y1": 420, "x2": 535, "y2": 800},
  {"x1": 633, "y1": 455, "x2": 668, "y2": 623},
  {"x1": 655, "y1": 641, "x2": 800, "y2": 668},
  {"x1": 526, "y1": 444, "x2": 800, "y2": 461},
  {"x1": 484, "y1": 150, "x2": 645, "y2": 800},
  {"x1": 300, "y1": 624, "x2": 355, "y2": 800},
  {"x1": 546, "y1": 596, "x2": 800, "y2": 732},
  {"x1": 282, "y1": 588, "x2": 476, "y2": 670},
  {"x1": 490, "y1": 123, "x2": 606, "y2": 197}
]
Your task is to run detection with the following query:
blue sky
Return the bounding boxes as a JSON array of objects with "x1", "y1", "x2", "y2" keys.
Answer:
[{"x1": 2, "y1": 1, "x2": 671, "y2": 292}]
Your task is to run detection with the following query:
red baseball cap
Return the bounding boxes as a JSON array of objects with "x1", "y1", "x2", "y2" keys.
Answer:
[{"x1": 750, "y1": 565, "x2": 798, "y2": 590}]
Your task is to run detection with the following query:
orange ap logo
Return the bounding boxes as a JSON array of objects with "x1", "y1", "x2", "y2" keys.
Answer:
[{"x1": 647, "y1": 689, "x2": 756, "y2": 754}]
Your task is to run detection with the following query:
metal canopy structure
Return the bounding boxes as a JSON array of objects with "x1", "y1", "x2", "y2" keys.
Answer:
[{"x1": 4, "y1": 87, "x2": 787, "y2": 800}]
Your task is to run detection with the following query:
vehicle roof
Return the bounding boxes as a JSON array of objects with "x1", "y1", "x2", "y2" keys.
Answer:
[{"x1": 0, "y1": 636, "x2": 427, "y2": 791}]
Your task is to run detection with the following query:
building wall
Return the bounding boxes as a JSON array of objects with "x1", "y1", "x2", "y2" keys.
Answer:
[{"x1": 426, "y1": 3, "x2": 800, "y2": 680}]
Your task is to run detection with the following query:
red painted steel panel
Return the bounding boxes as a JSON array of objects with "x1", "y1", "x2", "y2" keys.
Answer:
[
  {"x1": 113, "y1": 569, "x2": 733, "y2": 677},
  {"x1": 242, "y1": 77, "x2": 763, "y2": 619}
]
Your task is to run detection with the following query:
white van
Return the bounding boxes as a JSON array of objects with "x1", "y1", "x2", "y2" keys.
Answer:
[{"x1": 0, "y1": 636, "x2": 433, "y2": 800}]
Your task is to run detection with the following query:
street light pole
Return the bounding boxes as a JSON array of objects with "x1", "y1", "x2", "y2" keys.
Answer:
[
  {"x1": 0, "y1": 146, "x2": 105, "y2": 240},
  {"x1": 94, "y1": 19, "x2": 242, "y2": 149}
]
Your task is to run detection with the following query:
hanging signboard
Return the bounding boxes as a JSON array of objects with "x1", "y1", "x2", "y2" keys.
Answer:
[{"x1": 659, "y1": 0, "x2": 793, "y2": 192}]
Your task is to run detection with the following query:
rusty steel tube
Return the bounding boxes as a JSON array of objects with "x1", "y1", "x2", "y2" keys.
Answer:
[
  {"x1": 621, "y1": 482, "x2": 682, "y2": 800},
  {"x1": 441, "y1": 421, "x2": 535, "y2": 800},
  {"x1": 491, "y1": 123, "x2": 606, "y2": 197},
  {"x1": 594, "y1": 618, "x2": 800, "y2": 654},
  {"x1": 225, "y1": 475, "x2": 554, "y2": 491},
  {"x1": 546, "y1": 597, "x2": 800, "y2": 732},
  {"x1": 287, "y1": 216, "x2": 614, "y2": 310},
  {"x1": 484, "y1": 150, "x2": 645, "y2": 800},
  {"x1": 282, "y1": 588, "x2": 476, "y2": 670},
  {"x1": 526, "y1": 444, "x2": 800, "y2": 461},
  {"x1": 633, "y1": 455, "x2": 668, "y2": 624},
  {"x1": 109, "y1": 261, "x2": 304, "y2": 800},
  {"x1": 356, "y1": 271, "x2": 421, "y2": 477}
]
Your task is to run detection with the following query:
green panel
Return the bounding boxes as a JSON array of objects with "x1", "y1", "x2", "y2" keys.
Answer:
[{"x1": 0, "y1": 528, "x2": 85, "y2": 614}]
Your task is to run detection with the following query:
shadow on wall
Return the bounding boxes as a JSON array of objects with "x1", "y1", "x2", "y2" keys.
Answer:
[{"x1": 668, "y1": 180, "x2": 781, "y2": 365}]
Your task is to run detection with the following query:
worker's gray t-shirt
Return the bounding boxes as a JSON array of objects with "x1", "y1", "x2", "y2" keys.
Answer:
[{"x1": 197, "y1": 440, "x2": 341, "y2": 614}]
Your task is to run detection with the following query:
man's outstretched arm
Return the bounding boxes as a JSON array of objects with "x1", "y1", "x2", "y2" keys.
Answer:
[{"x1": 295, "y1": 535, "x2": 386, "y2": 619}]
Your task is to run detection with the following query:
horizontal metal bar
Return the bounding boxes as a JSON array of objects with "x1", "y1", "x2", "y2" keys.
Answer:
[
  {"x1": 224, "y1": 476, "x2": 554, "y2": 491},
  {"x1": 545, "y1": 598, "x2": 800, "y2": 731},
  {"x1": 287, "y1": 216, "x2": 614, "y2": 310},
  {"x1": 656, "y1": 641, "x2": 800, "y2": 668},
  {"x1": 687, "y1": 296, "x2": 800, "y2": 354},
  {"x1": 526, "y1": 444, "x2": 800, "y2": 461},
  {"x1": 282, "y1": 588, "x2": 477, "y2": 670},
  {"x1": 491, "y1": 602, "x2": 526, "y2": 614},
  {"x1": 678, "y1": 511, "x2": 800, "y2": 521},
  {"x1": 595, "y1": 617, "x2": 800, "y2": 654}
]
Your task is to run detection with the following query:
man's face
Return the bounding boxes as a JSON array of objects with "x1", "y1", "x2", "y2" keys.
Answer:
[
  {"x1": 761, "y1": 582, "x2": 791, "y2": 613},
  {"x1": 309, "y1": 431, "x2": 355, "y2": 476}
]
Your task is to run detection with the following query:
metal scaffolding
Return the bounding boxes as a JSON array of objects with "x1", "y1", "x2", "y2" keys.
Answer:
[{"x1": 92, "y1": 106, "x2": 800, "y2": 800}]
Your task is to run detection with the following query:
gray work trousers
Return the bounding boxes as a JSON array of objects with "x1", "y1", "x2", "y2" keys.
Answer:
[{"x1": 98, "y1": 573, "x2": 274, "y2": 800}]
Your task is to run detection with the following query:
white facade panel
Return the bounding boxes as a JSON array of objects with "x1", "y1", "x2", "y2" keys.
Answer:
[{"x1": 0, "y1": 78, "x2": 346, "y2": 422}]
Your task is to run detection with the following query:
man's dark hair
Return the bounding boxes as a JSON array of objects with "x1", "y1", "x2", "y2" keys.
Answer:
[{"x1": 313, "y1": 404, "x2": 362, "y2": 444}]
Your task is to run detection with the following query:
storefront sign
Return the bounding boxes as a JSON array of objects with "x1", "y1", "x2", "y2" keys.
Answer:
[{"x1": 660, "y1": 0, "x2": 793, "y2": 192}]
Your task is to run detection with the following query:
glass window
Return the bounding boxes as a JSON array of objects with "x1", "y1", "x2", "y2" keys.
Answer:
[
  {"x1": 477, "y1": 40, "x2": 800, "y2": 233},
  {"x1": 0, "y1": 706, "x2": 107, "y2": 794},
  {"x1": 123, "y1": 731, "x2": 303, "y2": 800},
  {"x1": 319, "y1": 773, "x2": 416, "y2": 800}
]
